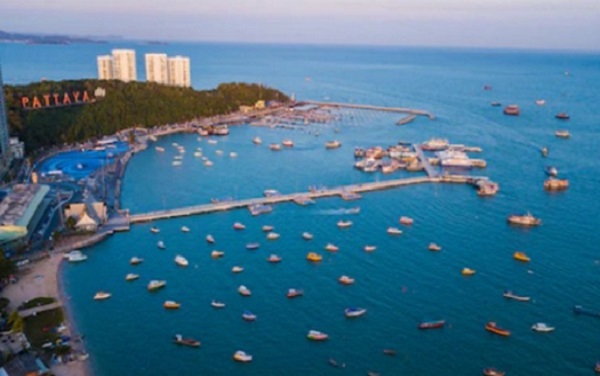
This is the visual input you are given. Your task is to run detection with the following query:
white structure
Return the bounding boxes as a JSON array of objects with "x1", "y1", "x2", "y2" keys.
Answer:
[
  {"x1": 111, "y1": 49, "x2": 137, "y2": 82},
  {"x1": 9, "y1": 138, "x2": 25, "y2": 159},
  {"x1": 168, "y1": 56, "x2": 191, "y2": 87},
  {"x1": 145, "y1": 53, "x2": 169, "y2": 84},
  {"x1": 97, "y1": 55, "x2": 113, "y2": 80}
]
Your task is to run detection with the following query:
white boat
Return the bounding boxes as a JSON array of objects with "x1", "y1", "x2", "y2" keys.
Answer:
[
  {"x1": 307, "y1": 330, "x2": 329, "y2": 341},
  {"x1": 325, "y1": 140, "x2": 341, "y2": 149},
  {"x1": 282, "y1": 139, "x2": 294, "y2": 147},
  {"x1": 150, "y1": 226, "x2": 160, "y2": 234},
  {"x1": 252, "y1": 137, "x2": 262, "y2": 145},
  {"x1": 233, "y1": 222, "x2": 246, "y2": 230},
  {"x1": 269, "y1": 143, "x2": 282, "y2": 151},
  {"x1": 555, "y1": 130, "x2": 570, "y2": 139},
  {"x1": 325, "y1": 243, "x2": 339, "y2": 252},
  {"x1": 232, "y1": 266, "x2": 244, "y2": 273},
  {"x1": 157, "y1": 241, "x2": 166, "y2": 249},
  {"x1": 65, "y1": 250, "x2": 87, "y2": 263},
  {"x1": 242, "y1": 310, "x2": 257, "y2": 321},
  {"x1": 535, "y1": 99, "x2": 546, "y2": 106},
  {"x1": 94, "y1": 292, "x2": 111, "y2": 300},
  {"x1": 266, "y1": 232, "x2": 280, "y2": 240},
  {"x1": 344, "y1": 307, "x2": 367, "y2": 318},
  {"x1": 387, "y1": 227, "x2": 403, "y2": 235},
  {"x1": 262, "y1": 225, "x2": 274, "y2": 232},
  {"x1": 238, "y1": 285, "x2": 251, "y2": 296},
  {"x1": 207, "y1": 139, "x2": 217, "y2": 144},
  {"x1": 503, "y1": 290, "x2": 531, "y2": 302},
  {"x1": 148, "y1": 280, "x2": 167, "y2": 291},
  {"x1": 216, "y1": 150, "x2": 224, "y2": 156},
  {"x1": 172, "y1": 160, "x2": 183, "y2": 167},
  {"x1": 155, "y1": 146, "x2": 165, "y2": 152},
  {"x1": 531, "y1": 322, "x2": 555, "y2": 332},
  {"x1": 230, "y1": 152, "x2": 238, "y2": 158},
  {"x1": 173, "y1": 155, "x2": 183, "y2": 160},
  {"x1": 302, "y1": 232, "x2": 313, "y2": 240},
  {"x1": 125, "y1": 273, "x2": 139, "y2": 281},
  {"x1": 194, "y1": 151, "x2": 202, "y2": 157},
  {"x1": 211, "y1": 300, "x2": 226, "y2": 308},
  {"x1": 337, "y1": 220, "x2": 353, "y2": 228},
  {"x1": 206, "y1": 234, "x2": 215, "y2": 243},
  {"x1": 233, "y1": 350, "x2": 253, "y2": 362},
  {"x1": 130, "y1": 257, "x2": 143, "y2": 265},
  {"x1": 175, "y1": 255, "x2": 189, "y2": 267},
  {"x1": 364, "y1": 245, "x2": 377, "y2": 252},
  {"x1": 181, "y1": 226, "x2": 190, "y2": 233},
  {"x1": 204, "y1": 160, "x2": 213, "y2": 167}
]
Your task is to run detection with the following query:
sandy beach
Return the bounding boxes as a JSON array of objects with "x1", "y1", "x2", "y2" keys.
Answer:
[{"x1": 2, "y1": 252, "x2": 92, "y2": 376}]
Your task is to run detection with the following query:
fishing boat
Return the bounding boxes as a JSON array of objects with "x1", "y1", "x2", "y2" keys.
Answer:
[
  {"x1": 364, "y1": 245, "x2": 377, "y2": 252},
  {"x1": 66, "y1": 250, "x2": 88, "y2": 263},
  {"x1": 173, "y1": 334, "x2": 200, "y2": 347},
  {"x1": 282, "y1": 139, "x2": 294, "y2": 147},
  {"x1": 387, "y1": 227, "x2": 403, "y2": 235},
  {"x1": 130, "y1": 257, "x2": 143, "y2": 265},
  {"x1": 306, "y1": 252, "x2": 322, "y2": 262},
  {"x1": 206, "y1": 234, "x2": 215, "y2": 244},
  {"x1": 544, "y1": 178, "x2": 569, "y2": 191},
  {"x1": 325, "y1": 140, "x2": 341, "y2": 149},
  {"x1": 555, "y1": 130, "x2": 570, "y2": 138},
  {"x1": 507, "y1": 212, "x2": 541, "y2": 226},
  {"x1": 337, "y1": 220, "x2": 353, "y2": 228},
  {"x1": 267, "y1": 254, "x2": 282, "y2": 263},
  {"x1": 344, "y1": 307, "x2": 367, "y2": 318},
  {"x1": 125, "y1": 273, "x2": 139, "y2": 281},
  {"x1": 541, "y1": 146, "x2": 548, "y2": 157},
  {"x1": 399, "y1": 216, "x2": 414, "y2": 225},
  {"x1": 163, "y1": 300, "x2": 181, "y2": 309},
  {"x1": 232, "y1": 266, "x2": 244, "y2": 273},
  {"x1": 233, "y1": 222, "x2": 246, "y2": 230},
  {"x1": 307, "y1": 330, "x2": 329, "y2": 341},
  {"x1": 93, "y1": 292, "x2": 111, "y2": 300},
  {"x1": 513, "y1": 251, "x2": 531, "y2": 262},
  {"x1": 266, "y1": 232, "x2": 280, "y2": 240},
  {"x1": 262, "y1": 225, "x2": 274, "y2": 232},
  {"x1": 180, "y1": 226, "x2": 190, "y2": 233},
  {"x1": 269, "y1": 143, "x2": 282, "y2": 151},
  {"x1": 233, "y1": 350, "x2": 253, "y2": 362},
  {"x1": 157, "y1": 241, "x2": 166, "y2": 249},
  {"x1": 483, "y1": 368, "x2": 505, "y2": 376},
  {"x1": 545, "y1": 166, "x2": 558, "y2": 177},
  {"x1": 287, "y1": 289, "x2": 304, "y2": 298},
  {"x1": 148, "y1": 280, "x2": 166, "y2": 291},
  {"x1": 503, "y1": 104, "x2": 520, "y2": 116},
  {"x1": 325, "y1": 243, "x2": 339, "y2": 252},
  {"x1": 246, "y1": 242, "x2": 260, "y2": 250},
  {"x1": 174, "y1": 255, "x2": 189, "y2": 267},
  {"x1": 555, "y1": 112, "x2": 570, "y2": 120},
  {"x1": 485, "y1": 322, "x2": 511, "y2": 337},
  {"x1": 242, "y1": 311, "x2": 257, "y2": 321},
  {"x1": 338, "y1": 275, "x2": 355, "y2": 285},
  {"x1": 238, "y1": 285, "x2": 251, "y2": 296},
  {"x1": 428, "y1": 243, "x2": 442, "y2": 252},
  {"x1": 211, "y1": 250, "x2": 224, "y2": 259},
  {"x1": 573, "y1": 305, "x2": 600, "y2": 318},
  {"x1": 150, "y1": 226, "x2": 160, "y2": 234},
  {"x1": 302, "y1": 232, "x2": 313, "y2": 240},
  {"x1": 503, "y1": 290, "x2": 531, "y2": 302},
  {"x1": 531, "y1": 322, "x2": 555, "y2": 332},
  {"x1": 211, "y1": 300, "x2": 226, "y2": 308},
  {"x1": 252, "y1": 137, "x2": 262, "y2": 145},
  {"x1": 462, "y1": 268, "x2": 476, "y2": 276},
  {"x1": 418, "y1": 320, "x2": 446, "y2": 330}
]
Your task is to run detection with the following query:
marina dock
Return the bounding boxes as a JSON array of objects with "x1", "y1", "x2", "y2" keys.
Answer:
[
  {"x1": 301, "y1": 100, "x2": 435, "y2": 119},
  {"x1": 414, "y1": 144, "x2": 440, "y2": 178}
]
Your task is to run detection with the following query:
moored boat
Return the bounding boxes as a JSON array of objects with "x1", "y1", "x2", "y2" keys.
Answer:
[
  {"x1": 262, "y1": 225, "x2": 274, "y2": 232},
  {"x1": 66, "y1": 250, "x2": 88, "y2": 263},
  {"x1": 252, "y1": 137, "x2": 262, "y2": 145},
  {"x1": 181, "y1": 226, "x2": 190, "y2": 233},
  {"x1": 428, "y1": 243, "x2": 442, "y2": 252},
  {"x1": 93, "y1": 292, "x2": 111, "y2": 300},
  {"x1": 233, "y1": 350, "x2": 253, "y2": 362},
  {"x1": 148, "y1": 280, "x2": 167, "y2": 291},
  {"x1": 555, "y1": 130, "x2": 570, "y2": 138},
  {"x1": 364, "y1": 245, "x2": 377, "y2": 252},
  {"x1": 269, "y1": 143, "x2": 282, "y2": 151},
  {"x1": 531, "y1": 322, "x2": 555, "y2": 332},
  {"x1": 267, "y1": 254, "x2": 282, "y2": 263},
  {"x1": 325, "y1": 140, "x2": 341, "y2": 149},
  {"x1": 503, "y1": 290, "x2": 531, "y2": 302},
  {"x1": 555, "y1": 112, "x2": 570, "y2": 120},
  {"x1": 337, "y1": 220, "x2": 352, "y2": 228},
  {"x1": 233, "y1": 222, "x2": 246, "y2": 230},
  {"x1": 174, "y1": 255, "x2": 189, "y2": 267},
  {"x1": 399, "y1": 216, "x2": 414, "y2": 225},
  {"x1": 206, "y1": 234, "x2": 215, "y2": 244},
  {"x1": 157, "y1": 241, "x2": 166, "y2": 249},
  {"x1": 595, "y1": 362, "x2": 600, "y2": 373},
  {"x1": 387, "y1": 227, "x2": 403, "y2": 235},
  {"x1": 545, "y1": 166, "x2": 558, "y2": 177},
  {"x1": 383, "y1": 349, "x2": 397, "y2": 356},
  {"x1": 483, "y1": 368, "x2": 505, "y2": 376},
  {"x1": 535, "y1": 99, "x2": 546, "y2": 106},
  {"x1": 544, "y1": 178, "x2": 569, "y2": 191},
  {"x1": 573, "y1": 305, "x2": 600, "y2": 318},
  {"x1": 266, "y1": 232, "x2": 280, "y2": 240},
  {"x1": 418, "y1": 320, "x2": 446, "y2": 330},
  {"x1": 232, "y1": 266, "x2": 244, "y2": 273},
  {"x1": 164, "y1": 300, "x2": 181, "y2": 309},
  {"x1": 282, "y1": 139, "x2": 294, "y2": 147},
  {"x1": 125, "y1": 273, "x2": 139, "y2": 281},
  {"x1": 173, "y1": 334, "x2": 200, "y2": 347},
  {"x1": 307, "y1": 330, "x2": 329, "y2": 341},
  {"x1": 503, "y1": 104, "x2": 520, "y2": 116},
  {"x1": 306, "y1": 252, "x2": 322, "y2": 262},
  {"x1": 513, "y1": 251, "x2": 531, "y2": 262},
  {"x1": 246, "y1": 242, "x2": 260, "y2": 250},
  {"x1": 507, "y1": 212, "x2": 541, "y2": 226},
  {"x1": 462, "y1": 268, "x2": 476, "y2": 276},
  {"x1": 211, "y1": 250, "x2": 224, "y2": 259},
  {"x1": 211, "y1": 300, "x2": 226, "y2": 308},
  {"x1": 485, "y1": 322, "x2": 510, "y2": 337},
  {"x1": 150, "y1": 226, "x2": 160, "y2": 234},
  {"x1": 242, "y1": 310, "x2": 257, "y2": 321},
  {"x1": 130, "y1": 257, "x2": 143, "y2": 265},
  {"x1": 541, "y1": 146, "x2": 548, "y2": 157},
  {"x1": 302, "y1": 232, "x2": 313, "y2": 240},
  {"x1": 287, "y1": 288, "x2": 304, "y2": 298},
  {"x1": 344, "y1": 307, "x2": 367, "y2": 318},
  {"x1": 325, "y1": 243, "x2": 339, "y2": 252},
  {"x1": 338, "y1": 275, "x2": 355, "y2": 285},
  {"x1": 238, "y1": 285, "x2": 251, "y2": 296}
]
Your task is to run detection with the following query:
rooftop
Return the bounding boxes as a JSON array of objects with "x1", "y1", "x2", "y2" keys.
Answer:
[{"x1": 0, "y1": 184, "x2": 50, "y2": 227}]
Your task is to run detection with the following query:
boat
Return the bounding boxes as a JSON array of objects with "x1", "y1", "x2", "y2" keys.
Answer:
[
  {"x1": 287, "y1": 289, "x2": 304, "y2": 298},
  {"x1": 307, "y1": 330, "x2": 329, "y2": 341},
  {"x1": 595, "y1": 362, "x2": 600, "y2": 373},
  {"x1": 155, "y1": 146, "x2": 165, "y2": 152},
  {"x1": 172, "y1": 160, "x2": 182, "y2": 167},
  {"x1": 483, "y1": 368, "x2": 505, "y2": 376},
  {"x1": 544, "y1": 178, "x2": 569, "y2": 191},
  {"x1": 545, "y1": 166, "x2": 558, "y2": 177},
  {"x1": 462, "y1": 268, "x2": 476, "y2": 276},
  {"x1": 238, "y1": 285, "x2": 251, "y2": 296},
  {"x1": 193, "y1": 151, "x2": 202, "y2": 157},
  {"x1": 282, "y1": 139, "x2": 294, "y2": 147},
  {"x1": 66, "y1": 250, "x2": 88, "y2": 263},
  {"x1": 211, "y1": 250, "x2": 224, "y2": 259},
  {"x1": 418, "y1": 320, "x2": 446, "y2": 330},
  {"x1": 325, "y1": 243, "x2": 339, "y2": 252},
  {"x1": 428, "y1": 243, "x2": 442, "y2": 252},
  {"x1": 344, "y1": 307, "x2": 367, "y2": 318},
  {"x1": 174, "y1": 255, "x2": 189, "y2": 267},
  {"x1": 232, "y1": 266, "x2": 244, "y2": 273},
  {"x1": 306, "y1": 252, "x2": 322, "y2": 262},
  {"x1": 387, "y1": 227, "x2": 403, "y2": 235},
  {"x1": 531, "y1": 322, "x2": 555, "y2": 332},
  {"x1": 555, "y1": 112, "x2": 570, "y2": 120},
  {"x1": 206, "y1": 234, "x2": 215, "y2": 244},
  {"x1": 267, "y1": 254, "x2": 282, "y2": 263},
  {"x1": 233, "y1": 222, "x2": 246, "y2": 230},
  {"x1": 263, "y1": 189, "x2": 280, "y2": 197},
  {"x1": 242, "y1": 311, "x2": 257, "y2": 321},
  {"x1": 535, "y1": 99, "x2": 546, "y2": 106},
  {"x1": 180, "y1": 226, "x2": 190, "y2": 233},
  {"x1": 148, "y1": 280, "x2": 167, "y2": 291},
  {"x1": 507, "y1": 212, "x2": 541, "y2": 226},
  {"x1": 215, "y1": 150, "x2": 224, "y2": 156},
  {"x1": 302, "y1": 232, "x2": 313, "y2": 240},
  {"x1": 490, "y1": 101, "x2": 502, "y2": 107},
  {"x1": 125, "y1": 273, "x2": 139, "y2": 281},
  {"x1": 211, "y1": 300, "x2": 226, "y2": 308},
  {"x1": 204, "y1": 160, "x2": 213, "y2": 167},
  {"x1": 383, "y1": 349, "x2": 397, "y2": 356},
  {"x1": 150, "y1": 226, "x2": 160, "y2": 234},
  {"x1": 503, "y1": 104, "x2": 520, "y2": 116},
  {"x1": 541, "y1": 147, "x2": 548, "y2": 157},
  {"x1": 513, "y1": 251, "x2": 531, "y2": 262},
  {"x1": 477, "y1": 181, "x2": 499, "y2": 196},
  {"x1": 262, "y1": 225, "x2": 274, "y2": 232},
  {"x1": 246, "y1": 242, "x2": 260, "y2": 250},
  {"x1": 555, "y1": 130, "x2": 570, "y2": 138},
  {"x1": 325, "y1": 140, "x2": 341, "y2": 149},
  {"x1": 252, "y1": 137, "x2": 262, "y2": 145},
  {"x1": 421, "y1": 138, "x2": 449, "y2": 151},
  {"x1": 338, "y1": 275, "x2": 355, "y2": 285},
  {"x1": 337, "y1": 220, "x2": 352, "y2": 228},
  {"x1": 157, "y1": 241, "x2": 166, "y2": 249},
  {"x1": 266, "y1": 232, "x2": 280, "y2": 240},
  {"x1": 503, "y1": 290, "x2": 531, "y2": 302},
  {"x1": 173, "y1": 334, "x2": 200, "y2": 347},
  {"x1": 399, "y1": 216, "x2": 414, "y2": 225},
  {"x1": 163, "y1": 300, "x2": 181, "y2": 309},
  {"x1": 230, "y1": 152, "x2": 238, "y2": 158},
  {"x1": 207, "y1": 139, "x2": 217, "y2": 144},
  {"x1": 485, "y1": 322, "x2": 511, "y2": 337},
  {"x1": 573, "y1": 305, "x2": 600, "y2": 318},
  {"x1": 93, "y1": 292, "x2": 111, "y2": 300},
  {"x1": 364, "y1": 245, "x2": 377, "y2": 252},
  {"x1": 233, "y1": 350, "x2": 253, "y2": 362},
  {"x1": 130, "y1": 257, "x2": 143, "y2": 265},
  {"x1": 269, "y1": 143, "x2": 282, "y2": 151}
]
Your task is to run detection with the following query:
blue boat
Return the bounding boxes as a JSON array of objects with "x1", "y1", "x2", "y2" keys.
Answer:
[
  {"x1": 573, "y1": 305, "x2": 600, "y2": 318},
  {"x1": 344, "y1": 307, "x2": 367, "y2": 318}
]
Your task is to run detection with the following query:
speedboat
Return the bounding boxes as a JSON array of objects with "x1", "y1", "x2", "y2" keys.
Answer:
[
  {"x1": 211, "y1": 300, "x2": 226, "y2": 308},
  {"x1": 555, "y1": 130, "x2": 570, "y2": 138},
  {"x1": 66, "y1": 250, "x2": 88, "y2": 263},
  {"x1": 266, "y1": 232, "x2": 280, "y2": 240},
  {"x1": 172, "y1": 160, "x2": 182, "y2": 167},
  {"x1": 230, "y1": 152, "x2": 238, "y2": 158},
  {"x1": 204, "y1": 160, "x2": 213, "y2": 166},
  {"x1": 269, "y1": 143, "x2": 282, "y2": 151},
  {"x1": 125, "y1": 273, "x2": 139, "y2": 281},
  {"x1": 155, "y1": 146, "x2": 165, "y2": 152},
  {"x1": 387, "y1": 227, "x2": 403, "y2": 235},
  {"x1": 344, "y1": 307, "x2": 367, "y2": 318},
  {"x1": 242, "y1": 311, "x2": 257, "y2": 321},
  {"x1": 513, "y1": 251, "x2": 531, "y2": 262},
  {"x1": 462, "y1": 268, "x2": 476, "y2": 276},
  {"x1": 233, "y1": 350, "x2": 253, "y2": 362},
  {"x1": 252, "y1": 137, "x2": 262, "y2": 145},
  {"x1": 338, "y1": 275, "x2": 355, "y2": 285},
  {"x1": 337, "y1": 220, "x2": 352, "y2": 228},
  {"x1": 206, "y1": 234, "x2": 215, "y2": 244},
  {"x1": 238, "y1": 285, "x2": 251, "y2": 296},
  {"x1": 173, "y1": 334, "x2": 200, "y2": 347},
  {"x1": 545, "y1": 166, "x2": 558, "y2": 177},
  {"x1": 535, "y1": 99, "x2": 546, "y2": 106},
  {"x1": 483, "y1": 368, "x2": 505, "y2": 376},
  {"x1": 233, "y1": 222, "x2": 246, "y2": 230},
  {"x1": 555, "y1": 112, "x2": 570, "y2": 120},
  {"x1": 307, "y1": 330, "x2": 328, "y2": 341},
  {"x1": 211, "y1": 250, "x2": 224, "y2": 259},
  {"x1": 181, "y1": 226, "x2": 190, "y2": 233},
  {"x1": 503, "y1": 290, "x2": 531, "y2": 302},
  {"x1": 157, "y1": 241, "x2": 166, "y2": 249},
  {"x1": 150, "y1": 226, "x2": 160, "y2": 234},
  {"x1": 503, "y1": 104, "x2": 520, "y2": 116},
  {"x1": 302, "y1": 232, "x2": 313, "y2": 240},
  {"x1": 364, "y1": 245, "x2": 377, "y2": 252},
  {"x1": 232, "y1": 266, "x2": 244, "y2": 273},
  {"x1": 418, "y1": 320, "x2": 446, "y2": 330},
  {"x1": 93, "y1": 292, "x2": 111, "y2": 300},
  {"x1": 174, "y1": 255, "x2": 189, "y2": 267},
  {"x1": 485, "y1": 322, "x2": 510, "y2": 337},
  {"x1": 531, "y1": 322, "x2": 555, "y2": 332},
  {"x1": 325, "y1": 140, "x2": 341, "y2": 149},
  {"x1": 287, "y1": 289, "x2": 304, "y2": 298},
  {"x1": 282, "y1": 139, "x2": 294, "y2": 147},
  {"x1": 262, "y1": 225, "x2": 274, "y2": 232},
  {"x1": 148, "y1": 280, "x2": 166, "y2": 291},
  {"x1": 541, "y1": 146, "x2": 548, "y2": 157},
  {"x1": 428, "y1": 243, "x2": 442, "y2": 252},
  {"x1": 306, "y1": 252, "x2": 322, "y2": 262},
  {"x1": 507, "y1": 212, "x2": 541, "y2": 226},
  {"x1": 130, "y1": 257, "x2": 143, "y2": 265},
  {"x1": 399, "y1": 216, "x2": 414, "y2": 225},
  {"x1": 267, "y1": 254, "x2": 282, "y2": 263},
  {"x1": 325, "y1": 243, "x2": 339, "y2": 252},
  {"x1": 246, "y1": 242, "x2": 260, "y2": 250},
  {"x1": 163, "y1": 300, "x2": 181, "y2": 309}
]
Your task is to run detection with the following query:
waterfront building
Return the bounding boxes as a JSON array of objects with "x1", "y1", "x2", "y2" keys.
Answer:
[
  {"x1": 111, "y1": 49, "x2": 137, "y2": 82},
  {"x1": 0, "y1": 65, "x2": 10, "y2": 171},
  {"x1": 9, "y1": 137, "x2": 25, "y2": 159},
  {"x1": 97, "y1": 55, "x2": 113, "y2": 80},
  {"x1": 167, "y1": 56, "x2": 191, "y2": 87},
  {"x1": 145, "y1": 53, "x2": 169, "y2": 84}
]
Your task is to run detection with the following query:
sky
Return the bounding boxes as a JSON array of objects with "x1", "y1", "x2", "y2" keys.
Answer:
[{"x1": 1, "y1": 0, "x2": 600, "y2": 51}]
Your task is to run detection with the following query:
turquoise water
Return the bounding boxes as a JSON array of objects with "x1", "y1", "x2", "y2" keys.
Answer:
[{"x1": 3, "y1": 42, "x2": 600, "y2": 375}]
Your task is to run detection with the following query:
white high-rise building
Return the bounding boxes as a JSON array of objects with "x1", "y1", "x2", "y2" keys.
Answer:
[
  {"x1": 97, "y1": 55, "x2": 113, "y2": 80},
  {"x1": 145, "y1": 53, "x2": 168, "y2": 84},
  {"x1": 167, "y1": 56, "x2": 191, "y2": 88},
  {"x1": 111, "y1": 49, "x2": 137, "y2": 82}
]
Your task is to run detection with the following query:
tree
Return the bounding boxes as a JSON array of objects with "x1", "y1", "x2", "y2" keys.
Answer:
[
  {"x1": 65, "y1": 216, "x2": 76, "y2": 230},
  {"x1": 0, "y1": 252, "x2": 16, "y2": 280}
]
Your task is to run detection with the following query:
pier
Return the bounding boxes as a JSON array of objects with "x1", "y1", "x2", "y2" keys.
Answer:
[
  {"x1": 414, "y1": 144, "x2": 439, "y2": 178},
  {"x1": 301, "y1": 100, "x2": 435, "y2": 119}
]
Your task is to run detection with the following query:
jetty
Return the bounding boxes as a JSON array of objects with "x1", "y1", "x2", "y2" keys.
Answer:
[
  {"x1": 301, "y1": 100, "x2": 435, "y2": 119},
  {"x1": 414, "y1": 144, "x2": 439, "y2": 178}
]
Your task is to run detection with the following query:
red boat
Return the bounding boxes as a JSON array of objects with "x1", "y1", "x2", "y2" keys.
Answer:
[
  {"x1": 503, "y1": 104, "x2": 520, "y2": 116},
  {"x1": 485, "y1": 322, "x2": 511, "y2": 337},
  {"x1": 418, "y1": 320, "x2": 446, "y2": 330}
]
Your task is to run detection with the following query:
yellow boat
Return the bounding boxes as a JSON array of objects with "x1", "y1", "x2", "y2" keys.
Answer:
[
  {"x1": 306, "y1": 252, "x2": 322, "y2": 262},
  {"x1": 462, "y1": 268, "x2": 476, "y2": 276},
  {"x1": 513, "y1": 251, "x2": 530, "y2": 262}
]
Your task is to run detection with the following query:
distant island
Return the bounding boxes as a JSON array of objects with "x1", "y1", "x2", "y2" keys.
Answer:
[{"x1": 0, "y1": 30, "x2": 106, "y2": 45}]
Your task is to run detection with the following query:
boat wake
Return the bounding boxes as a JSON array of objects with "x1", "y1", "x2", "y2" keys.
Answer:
[{"x1": 314, "y1": 208, "x2": 360, "y2": 215}]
